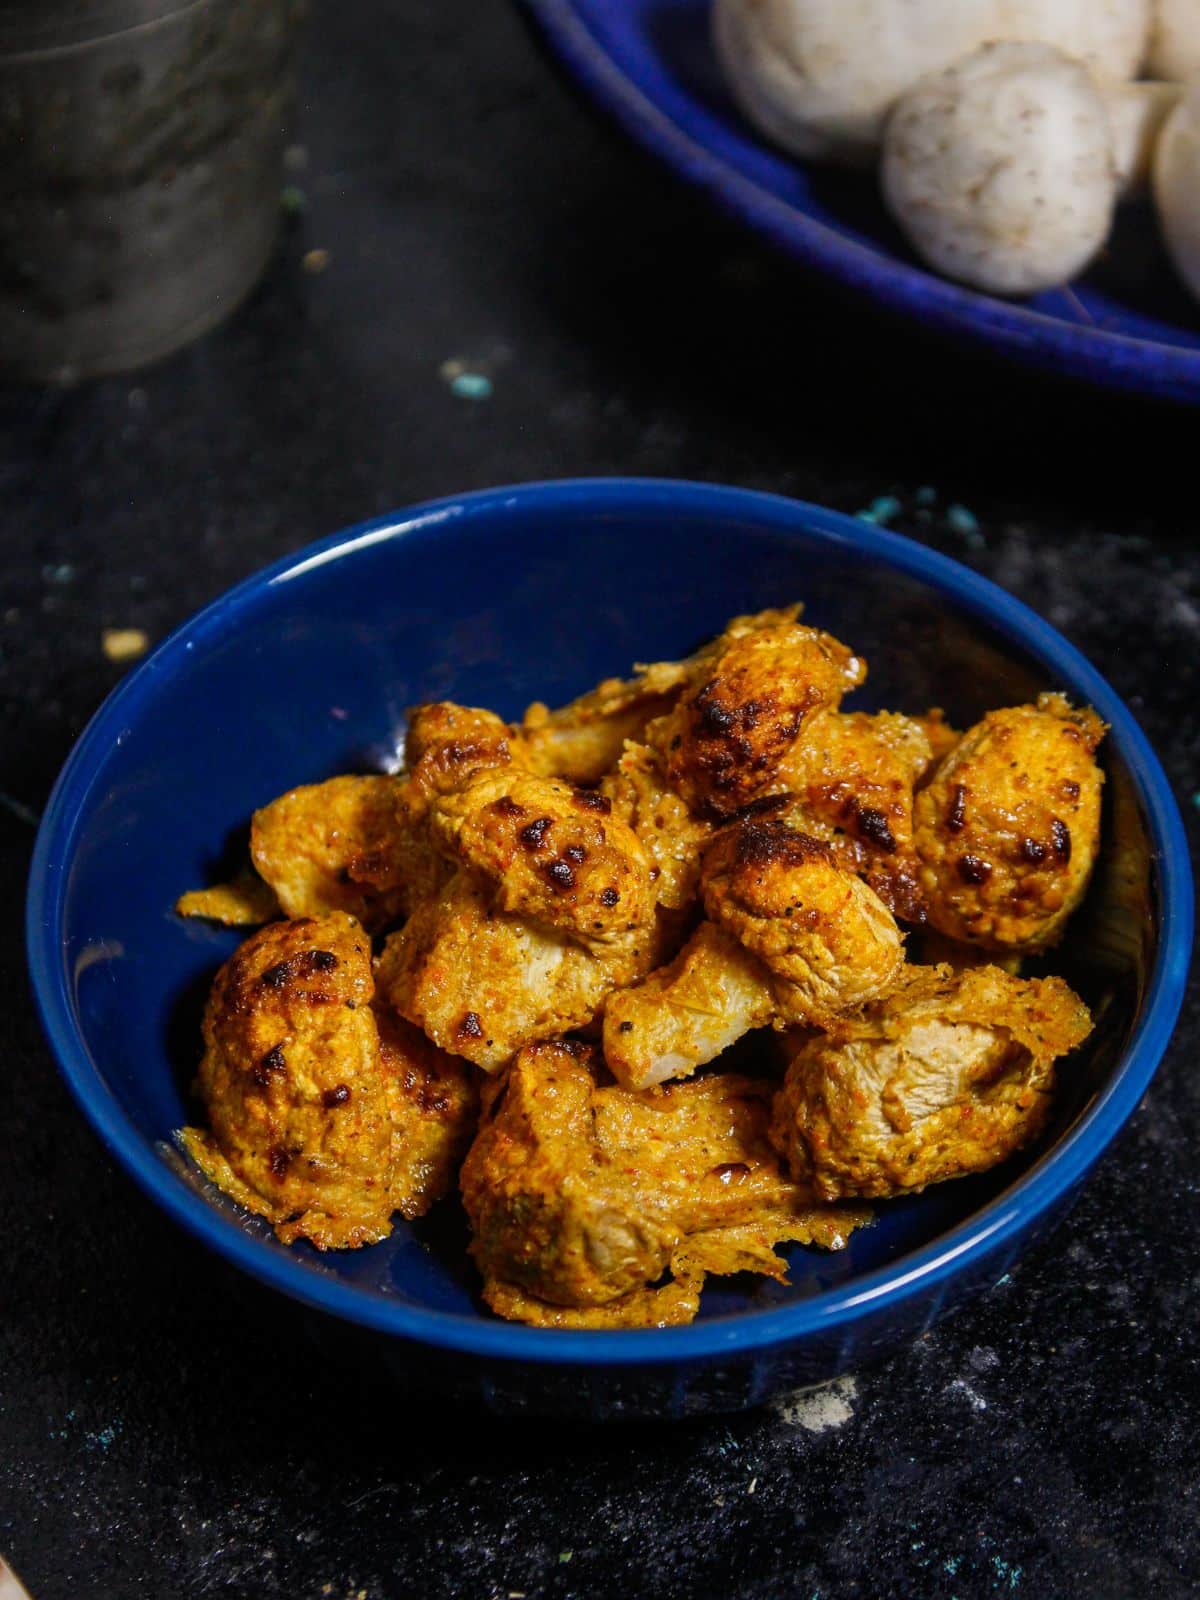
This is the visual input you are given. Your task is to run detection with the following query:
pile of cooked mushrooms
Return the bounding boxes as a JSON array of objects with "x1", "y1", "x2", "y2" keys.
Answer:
[
  {"x1": 177, "y1": 606, "x2": 1103, "y2": 1329},
  {"x1": 715, "y1": 0, "x2": 1200, "y2": 300}
]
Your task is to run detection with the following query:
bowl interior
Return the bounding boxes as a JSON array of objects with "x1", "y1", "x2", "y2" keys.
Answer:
[{"x1": 41, "y1": 485, "x2": 1159, "y2": 1335}]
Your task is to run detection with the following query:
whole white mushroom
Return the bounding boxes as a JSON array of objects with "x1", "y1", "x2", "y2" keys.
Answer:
[
  {"x1": 1154, "y1": 81, "x2": 1200, "y2": 300},
  {"x1": 712, "y1": 0, "x2": 1147, "y2": 169},
  {"x1": 881, "y1": 42, "x2": 1118, "y2": 296},
  {"x1": 1148, "y1": 0, "x2": 1200, "y2": 79},
  {"x1": 712, "y1": 0, "x2": 1014, "y2": 166}
]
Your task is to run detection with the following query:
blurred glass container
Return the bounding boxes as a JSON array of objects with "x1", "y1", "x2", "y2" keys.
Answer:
[{"x1": 0, "y1": 0, "x2": 307, "y2": 382}]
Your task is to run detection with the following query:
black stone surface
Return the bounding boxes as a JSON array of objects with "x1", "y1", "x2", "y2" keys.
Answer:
[{"x1": 2, "y1": 3, "x2": 1198, "y2": 1596}]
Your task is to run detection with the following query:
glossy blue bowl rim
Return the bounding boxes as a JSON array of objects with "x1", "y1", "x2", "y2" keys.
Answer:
[
  {"x1": 27, "y1": 478, "x2": 1194, "y2": 1368},
  {"x1": 517, "y1": 0, "x2": 1200, "y2": 403}
]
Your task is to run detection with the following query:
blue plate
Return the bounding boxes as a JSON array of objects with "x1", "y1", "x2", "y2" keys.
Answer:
[
  {"x1": 26, "y1": 480, "x2": 1192, "y2": 1418},
  {"x1": 519, "y1": 0, "x2": 1200, "y2": 402}
]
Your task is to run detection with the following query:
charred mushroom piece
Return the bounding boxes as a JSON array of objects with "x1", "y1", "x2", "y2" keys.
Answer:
[
  {"x1": 913, "y1": 693, "x2": 1105, "y2": 953},
  {"x1": 604, "y1": 819, "x2": 903, "y2": 1090}
]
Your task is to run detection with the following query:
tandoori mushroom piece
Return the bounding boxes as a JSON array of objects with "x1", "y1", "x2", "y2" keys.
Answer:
[
  {"x1": 177, "y1": 701, "x2": 525, "y2": 935},
  {"x1": 180, "y1": 912, "x2": 476, "y2": 1248},
  {"x1": 461, "y1": 1041, "x2": 867, "y2": 1327},
  {"x1": 913, "y1": 692, "x2": 1105, "y2": 953},
  {"x1": 647, "y1": 616, "x2": 866, "y2": 819},
  {"x1": 377, "y1": 769, "x2": 662, "y2": 1071},
  {"x1": 247, "y1": 774, "x2": 431, "y2": 934},
  {"x1": 603, "y1": 819, "x2": 903, "y2": 1090},
  {"x1": 600, "y1": 737, "x2": 716, "y2": 916},
  {"x1": 770, "y1": 963, "x2": 1092, "y2": 1200},
  {"x1": 773, "y1": 707, "x2": 935, "y2": 921},
  {"x1": 519, "y1": 604, "x2": 806, "y2": 785}
]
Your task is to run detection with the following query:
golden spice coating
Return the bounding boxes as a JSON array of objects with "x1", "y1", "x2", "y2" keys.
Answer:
[
  {"x1": 404, "y1": 700, "x2": 517, "y2": 768},
  {"x1": 376, "y1": 1008, "x2": 479, "y2": 1221},
  {"x1": 182, "y1": 915, "x2": 479, "y2": 1246},
  {"x1": 603, "y1": 922, "x2": 777, "y2": 1090},
  {"x1": 376, "y1": 869, "x2": 656, "y2": 1072},
  {"x1": 521, "y1": 660, "x2": 691, "y2": 785},
  {"x1": 776, "y1": 708, "x2": 934, "y2": 922},
  {"x1": 600, "y1": 739, "x2": 715, "y2": 914},
  {"x1": 249, "y1": 775, "x2": 433, "y2": 934},
  {"x1": 603, "y1": 820, "x2": 904, "y2": 1090},
  {"x1": 912, "y1": 927, "x2": 1023, "y2": 976},
  {"x1": 461, "y1": 1042, "x2": 866, "y2": 1326},
  {"x1": 770, "y1": 963, "x2": 1093, "y2": 1201},
  {"x1": 700, "y1": 818, "x2": 904, "y2": 1021},
  {"x1": 378, "y1": 765, "x2": 660, "y2": 1072},
  {"x1": 517, "y1": 605, "x2": 808, "y2": 787},
  {"x1": 396, "y1": 700, "x2": 529, "y2": 834},
  {"x1": 779, "y1": 710, "x2": 931, "y2": 849},
  {"x1": 427, "y1": 770, "x2": 658, "y2": 952},
  {"x1": 463, "y1": 1042, "x2": 674, "y2": 1308},
  {"x1": 913, "y1": 693, "x2": 1106, "y2": 952},
  {"x1": 481, "y1": 1273, "x2": 704, "y2": 1329},
  {"x1": 181, "y1": 913, "x2": 396, "y2": 1249},
  {"x1": 915, "y1": 707, "x2": 959, "y2": 770},
  {"x1": 650, "y1": 619, "x2": 866, "y2": 818},
  {"x1": 176, "y1": 870, "x2": 280, "y2": 927}
]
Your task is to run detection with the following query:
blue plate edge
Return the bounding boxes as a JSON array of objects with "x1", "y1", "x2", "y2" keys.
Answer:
[{"x1": 517, "y1": 0, "x2": 1200, "y2": 404}]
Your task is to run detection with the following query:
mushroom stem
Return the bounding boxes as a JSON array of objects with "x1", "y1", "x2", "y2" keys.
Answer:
[
  {"x1": 1154, "y1": 81, "x2": 1200, "y2": 301},
  {"x1": 1106, "y1": 79, "x2": 1182, "y2": 195},
  {"x1": 1147, "y1": 0, "x2": 1200, "y2": 80}
]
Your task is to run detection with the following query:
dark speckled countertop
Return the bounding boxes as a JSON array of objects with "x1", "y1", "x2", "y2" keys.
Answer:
[{"x1": 2, "y1": 3, "x2": 1198, "y2": 1596}]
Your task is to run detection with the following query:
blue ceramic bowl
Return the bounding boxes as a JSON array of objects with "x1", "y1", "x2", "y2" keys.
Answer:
[
  {"x1": 518, "y1": 0, "x2": 1200, "y2": 403},
  {"x1": 27, "y1": 480, "x2": 1192, "y2": 1419}
]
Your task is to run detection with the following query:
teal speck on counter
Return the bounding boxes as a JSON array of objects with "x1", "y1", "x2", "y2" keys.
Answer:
[
  {"x1": 857, "y1": 495, "x2": 901, "y2": 526},
  {"x1": 946, "y1": 503, "x2": 982, "y2": 540},
  {"x1": 450, "y1": 372, "x2": 493, "y2": 400}
]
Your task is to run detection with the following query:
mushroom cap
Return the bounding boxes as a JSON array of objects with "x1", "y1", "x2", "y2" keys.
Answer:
[
  {"x1": 881, "y1": 41, "x2": 1118, "y2": 296},
  {"x1": 711, "y1": 0, "x2": 1146, "y2": 169},
  {"x1": 1002, "y1": 0, "x2": 1150, "y2": 80},
  {"x1": 1147, "y1": 0, "x2": 1200, "y2": 81},
  {"x1": 1154, "y1": 81, "x2": 1200, "y2": 301},
  {"x1": 711, "y1": 0, "x2": 1012, "y2": 166}
]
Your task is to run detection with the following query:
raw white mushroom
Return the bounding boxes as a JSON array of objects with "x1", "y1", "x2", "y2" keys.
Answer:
[
  {"x1": 1107, "y1": 79, "x2": 1182, "y2": 193},
  {"x1": 1003, "y1": 0, "x2": 1150, "y2": 80},
  {"x1": 1148, "y1": 0, "x2": 1200, "y2": 80},
  {"x1": 711, "y1": 0, "x2": 1013, "y2": 166},
  {"x1": 881, "y1": 42, "x2": 1117, "y2": 296},
  {"x1": 1154, "y1": 81, "x2": 1200, "y2": 299},
  {"x1": 711, "y1": 0, "x2": 1147, "y2": 169}
]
